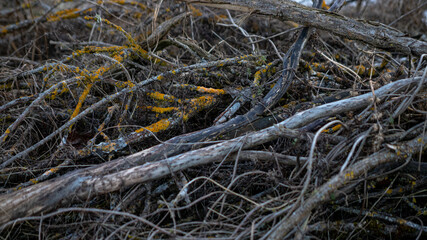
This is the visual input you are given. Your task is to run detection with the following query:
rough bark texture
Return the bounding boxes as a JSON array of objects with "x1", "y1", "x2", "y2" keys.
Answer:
[
  {"x1": 184, "y1": 0, "x2": 427, "y2": 56},
  {"x1": 0, "y1": 77, "x2": 423, "y2": 226}
]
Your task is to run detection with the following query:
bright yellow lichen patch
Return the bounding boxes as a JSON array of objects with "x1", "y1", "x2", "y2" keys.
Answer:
[
  {"x1": 46, "y1": 167, "x2": 59, "y2": 175},
  {"x1": 189, "y1": 5, "x2": 202, "y2": 17},
  {"x1": 69, "y1": 83, "x2": 93, "y2": 128},
  {"x1": 322, "y1": 124, "x2": 342, "y2": 133},
  {"x1": 344, "y1": 171, "x2": 354, "y2": 180},
  {"x1": 47, "y1": 8, "x2": 80, "y2": 22},
  {"x1": 397, "y1": 218, "x2": 407, "y2": 225},
  {"x1": 2, "y1": 128, "x2": 11, "y2": 142},
  {"x1": 178, "y1": 84, "x2": 225, "y2": 95},
  {"x1": 49, "y1": 83, "x2": 69, "y2": 100},
  {"x1": 190, "y1": 95, "x2": 215, "y2": 108},
  {"x1": 253, "y1": 62, "x2": 274, "y2": 86},
  {"x1": 321, "y1": 0, "x2": 330, "y2": 10},
  {"x1": 140, "y1": 106, "x2": 177, "y2": 114},
  {"x1": 147, "y1": 92, "x2": 177, "y2": 102},
  {"x1": 135, "y1": 119, "x2": 170, "y2": 133},
  {"x1": 195, "y1": 86, "x2": 225, "y2": 95},
  {"x1": 100, "y1": 142, "x2": 117, "y2": 152}
]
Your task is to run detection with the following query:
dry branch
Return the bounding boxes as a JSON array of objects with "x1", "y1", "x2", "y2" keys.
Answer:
[
  {"x1": 1, "y1": 1, "x2": 426, "y2": 238},
  {"x1": 183, "y1": 0, "x2": 427, "y2": 56},
  {"x1": 266, "y1": 132, "x2": 427, "y2": 240},
  {"x1": 0, "y1": 76, "x2": 424, "y2": 226}
]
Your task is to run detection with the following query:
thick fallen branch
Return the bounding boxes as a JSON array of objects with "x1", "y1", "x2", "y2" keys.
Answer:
[
  {"x1": 183, "y1": 0, "x2": 427, "y2": 56},
  {"x1": 0, "y1": 76, "x2": 424, "y2": 226}
]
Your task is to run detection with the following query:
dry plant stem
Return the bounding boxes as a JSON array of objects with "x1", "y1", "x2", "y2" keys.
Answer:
[
  {"x1": 183, "y1": 0, "x2": 427, "y2": 56},
  {"x1": 338, "y1": 206, "x2": 427, "y2": 233},
  {"x1": 0, "y1": 55, "x2": 255, "y2": 169},
  {"x1": 237, "y1": 150, "x2": 308, "y2": 165},
  {"x1": 340, "y1": 129, "x2": 372, "y2": 173},
  {"x1": 0, "y1": 207, "x2": 173, "y2": 237},
  {"x1": 0, "y1": 76, "x2": 424, "y2": 225},
  {"x1": 140, "y1": 12, "x2": 191, "y2": 49},
  {"x1": 393, "y1": 54, "x2": 427, "y2": 118},
  {"x1": 0, "y1": 56, "x2": 40, "y2": 66},
  {"x1": 0, "y1": 62, "x2": 69, "y2": 84},
  {"x1": 266, "y1": 138, "x2": 427, "y2": 240},
  {"x1": 0, "y1": 94, "x2": 40, "y2": 113},
  {"x1": 0, "y1": 77, "x2": 78, "y2": 146},
  {"x1": 299, "y1": 120, "x2": 344, "y2": 203},
  {"x1": 4, "y1": 6, "x2": 308, "y2": 164}
]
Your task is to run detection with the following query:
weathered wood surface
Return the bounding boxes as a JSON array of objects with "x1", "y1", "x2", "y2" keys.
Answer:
[
  {"x1": 0, "y1": 76, "x2": 424, "y2": 226},
  {"x1": 183, "y1": 0, "x2": 427, "y2": 56}
]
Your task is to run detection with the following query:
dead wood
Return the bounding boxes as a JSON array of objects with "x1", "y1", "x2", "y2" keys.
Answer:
[
  {"x1": 0, "y1": 76, "x2": 424, "y2": 226},
  {"x1": 1, "y1": 1, "x2": 426, "y2": 238},
  {"x1": 183, "y1": 0, "x2": 427, "y2": 56},
  {"x1": 267, "y1": 132, "x2": 427, "y2": 240}
]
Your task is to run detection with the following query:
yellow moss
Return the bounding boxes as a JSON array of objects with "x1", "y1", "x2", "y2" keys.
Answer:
[
  {"x1": 253, "y1": 71, "x2": 262, "y2": 86},
  {"x1": 101, "y1": 142, "x2": 117, "y2": 152},
  {"x1": 322, "y1": 124, "x2": 342, "y2": 133},
  {"x1": 331, "y1": 124, "x2": 342, "y2": 132},
  {"x1": 147, "y1": 92, "x2": 176, "y2": 102},
  {"x1": 2, "y1": 128, "x2": 11, "y2": 141},
  {"x1": 191, "y1": 96, "x2": 214, "y2": 108},
  {"x1": 126, "y1": 81, "x2": 135, "y2": 88},
  {"x1": 135, "y1": 119, "x2": 171, "y2": 133},
  {"x1": 70, "y1": 83, "x2": 93, "y2": 121},
  {"x1": 0, "y1": 82, "x2": 13, "y2": 90},
  {"x1": 112, "y1": 0, "x2": 125, "y2": 4},
  {"x1": 189, "y1": 5, "x2": 202, "y2": 17},
  {"x1": 195, "y1": 86, "x2": 225, "y2": 95},
  {"x1": 214, "y1": 14, "x2": 227, "y2": 22},
  {"x1": 30, "y1": 179, "x2": 38, "y2": 184},
  {"x1": 47, "y1": 8, "x2": 80, "y2": 22},
  {"x1": 142, "y1": 106, "x2": 177, "y2": 114},
  {"x1": 321, "y1": 0, "x2": 330, "y2": 10},
  {"x1": 397, "y1": 219, "x2": 407, "y2": 225},
  {"x1": 115, "y1": 81, "x2": 127, "y2": 88},
  {"x1": 21, "y1": 2, "x2": 31, "y2": 8},
  {"x1": 386, "y1": 189, "x2": 393, "y2": 194},
  {"x1": 344, "y1": 171, "x2": 354, "y2": 180},
  {"x1": 355, "y1": 65, "x2": 366, "y2": 75}
]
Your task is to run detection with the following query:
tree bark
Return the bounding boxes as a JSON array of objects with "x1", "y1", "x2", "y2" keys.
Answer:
[
  {"x1": 0, "y1": 76, "x2": 424, "y2": 226},
  {"x1": 183, "y1": 0, "x2": 427, "y2": 56}
]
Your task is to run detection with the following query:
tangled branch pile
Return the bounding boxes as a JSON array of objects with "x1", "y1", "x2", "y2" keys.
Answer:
[{"x1": 1, "y1": 0, "x2": 426, "y2": 239}]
